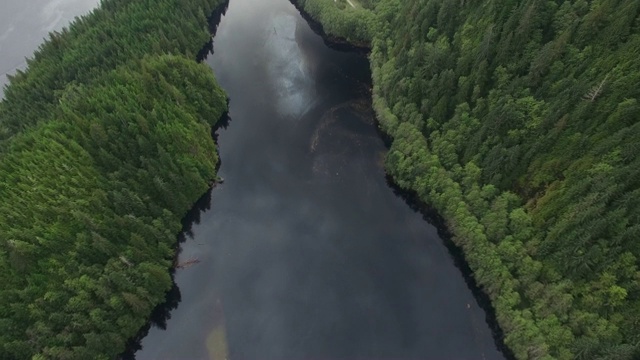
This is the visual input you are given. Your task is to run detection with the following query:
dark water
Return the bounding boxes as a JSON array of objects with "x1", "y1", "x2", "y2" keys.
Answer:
[
  {"x1": 132, "y1": 0, "x2": 506, "y2": 359},
  {"x1": 0, "y1": 0, "x2": 506, "y2": 358}
]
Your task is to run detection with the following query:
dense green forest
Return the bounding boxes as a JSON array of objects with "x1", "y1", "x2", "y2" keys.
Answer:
[
  {"x1": 293, "y1": 0, "x2": 640, "y2": 359},
  {"x1": 290, "y1": 0, "x2": 376, "y2": 45},
  {"x1": 0, "y1": 0, "x2": 225, "y2": 144},
  {"x1": 0, "y1": 0, "x2": 227, "y2": 358}
]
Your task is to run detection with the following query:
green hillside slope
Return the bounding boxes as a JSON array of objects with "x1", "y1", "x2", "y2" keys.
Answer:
[
  {"x1": 294, "y1": 0, "x2": 640, "y2": 359},
  {"x1": 0, "y1": 0, "x2": 228, "y2": 358}
]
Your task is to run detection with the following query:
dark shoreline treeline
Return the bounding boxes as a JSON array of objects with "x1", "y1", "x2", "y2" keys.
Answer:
[
  {"x1": 122, "y1": 3, "x2": 232, "y2": 357},
  {"x1": 0, "y1": 0, "x2": 229, "y2": 358},
  {"x1": 290, "y1": 0, "x2": 640, "y2": 359},
  {"x1": 290, "y1": 3, "x2": 514, "y2": 357}
]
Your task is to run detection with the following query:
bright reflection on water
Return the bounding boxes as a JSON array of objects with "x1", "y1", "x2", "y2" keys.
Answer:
[
  {"x1": 112, "y1": 0, "x2": 501, "y2": 358},
  {"x1": 265, "y1": 14, "x2": 316, "y2": 118},
  {"x1": 0, "y1": 0, "x2": 509, "y2": 358}
]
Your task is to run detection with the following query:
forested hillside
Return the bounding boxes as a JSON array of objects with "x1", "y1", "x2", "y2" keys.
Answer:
[
  {"x1": 0, "y1": 0, "x2": 228, "y2": 358},
  {"x1": 0, "y1": 0, "x2": 225, "y2": 145},
  {"x1": 294, "y1": 0, "x2": 640, "y2": 359},
  {"x1": 290, "y1": 0, "x2": 376, "y2": 45}
]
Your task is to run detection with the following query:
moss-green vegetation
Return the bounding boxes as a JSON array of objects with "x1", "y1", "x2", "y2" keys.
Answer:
[
  {"x1": 298, "y1": 0, "x2": 640, "y2": 359},
  {"x1": 291, "y1": 0, "x2": 376, "y2": 45},
  {"x1": 0, "y1": 0, "x2": 225, "y2": 143},
  {"x1": 0, "y1": 0, "x2": 228, "y2": 358}
]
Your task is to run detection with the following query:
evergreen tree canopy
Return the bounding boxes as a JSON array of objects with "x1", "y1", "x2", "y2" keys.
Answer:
[
  {"x1": 295, "y1": 0, "x2": 640, "y2": 358},
  {"x1": 0, "y1": 0, "x2": 228, "y2": 358}
]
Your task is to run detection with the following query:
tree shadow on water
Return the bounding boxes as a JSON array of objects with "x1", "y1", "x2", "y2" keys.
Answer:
[
  {"x1": 196, "y1": 0, "x2": 230, "y2": 63},
  {"x1": 118, "y1": 282, "x2": 182, "y2": 359},
  {"x1": 384, "y1": 174, "x2": 515, "y2": 360},
  {"x1": 119, "y1": 187, "x2": 215, "y2": 359}
]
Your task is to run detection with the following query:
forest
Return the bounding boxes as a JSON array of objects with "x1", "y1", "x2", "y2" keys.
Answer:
[
  {"x1": 0, "y1": 0, "x2": 227, "y2": 358},
  {"x1": 293, "y1": 0, "x2": 640, "y2": 359}
]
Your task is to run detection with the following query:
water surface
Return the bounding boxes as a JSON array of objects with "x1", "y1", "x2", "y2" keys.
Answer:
[
  {"x1": 135, "y1": 0, "x2": 506, "y2": 359},
  {"x1": 0, "y1": 0, "x2": 99, "y2": 93}
]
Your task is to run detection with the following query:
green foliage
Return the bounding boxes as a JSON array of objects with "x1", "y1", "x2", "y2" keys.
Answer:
[
  {"x1": 0, "y1": 0, "x2": 224, "y2": 143},
  {"x1": 302, "y1": 0, "x2": 640, "y2": 358},
  {"x1": 0, "y1": 55, "x2": 226, "y2": 359},
  {"x1": 373, "y1": 0, "x2": 640, "y2": 358},
  {"x1": 0, "y1": 0, "x2": 228, "y2": 358},
  {"x1": 291, "y1": 0, "x2": 378, "y2": 44}
]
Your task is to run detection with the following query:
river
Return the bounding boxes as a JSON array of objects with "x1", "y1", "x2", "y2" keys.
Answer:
[
  {"x1": 0, "y1": 0, "x2": 506, "y2": 358},
  {"x1": 132, "y1": 0, "x2": 506, "y2": 359}
]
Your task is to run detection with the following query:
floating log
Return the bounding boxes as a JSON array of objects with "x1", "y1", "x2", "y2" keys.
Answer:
[{"x1": 177, "y1": 258, "x2": 201, "y2": 269}]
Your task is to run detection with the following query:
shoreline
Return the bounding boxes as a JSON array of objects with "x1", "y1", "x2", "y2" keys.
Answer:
[
  {"x1": 289, "y1": 0, "x2": 371, "y2": 54},
  {"x1": 119, "y1": 2, "x2": 232, "y2": 357},
  {"x1": 123, "y1": 1, "x2": 513, "y2": 358},
  {"x1": 119, "y1": 108, "x2": 231, "y2": 359},
  {"x1": 290, "y1": 2, "x2": 515, "y2": 358}
]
